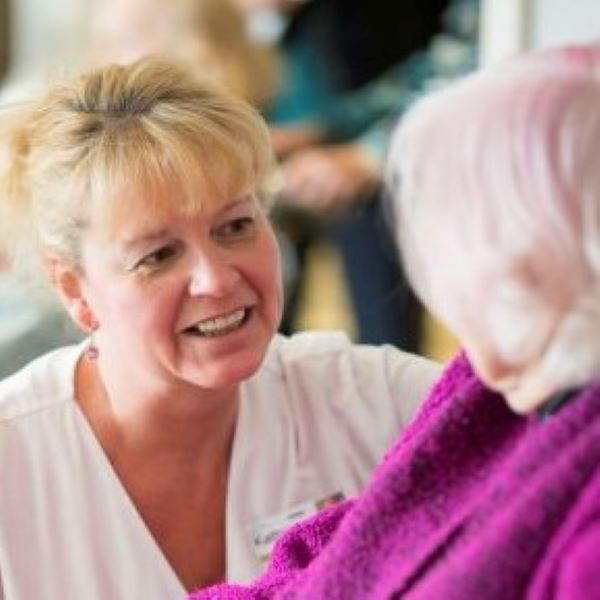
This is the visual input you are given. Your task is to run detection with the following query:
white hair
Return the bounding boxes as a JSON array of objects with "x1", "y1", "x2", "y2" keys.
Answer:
[{"x1": 388, "y1": 44, "x2": 600, "y2": 397}]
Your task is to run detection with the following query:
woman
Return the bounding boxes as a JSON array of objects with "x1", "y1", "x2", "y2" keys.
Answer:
[
  {"x1": 192, "y1": 45, "x2": 600, "y2": 599},
  {"x1": 0, "y1": 57, "x2": 438, "y2": 597}
]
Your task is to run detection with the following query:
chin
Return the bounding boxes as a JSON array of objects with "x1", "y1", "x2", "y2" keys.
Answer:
[
  {"x1": 504, "y1": 382, "x2": 550, "y2": 415},
  {"x1": 188, "y1": 354, "x2": 264, "y2": 390}
]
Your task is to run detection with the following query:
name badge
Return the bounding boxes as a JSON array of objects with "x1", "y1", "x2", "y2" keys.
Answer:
[{"x1": 249, "y1": 492, "x2": 345, "y2": 565}]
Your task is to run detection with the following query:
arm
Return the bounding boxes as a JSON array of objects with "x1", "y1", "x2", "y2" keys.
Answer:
[{"x1": 277, "y1": 142, "x2": 382, "y2": 216}]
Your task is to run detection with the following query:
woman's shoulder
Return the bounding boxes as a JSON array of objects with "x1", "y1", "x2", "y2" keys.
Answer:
[
  {"x1": 0, "y1": 344, "x2": 81, "y2": 423},
  {"x1": 258, "y1": 331, "x2": 442, "y2": 426},
  {"x1": 266, "y1": 330, "x2": 439, "y2": 373},
  {"x1": 267, "y1": 330, "x2": 352, "y2": 357}
]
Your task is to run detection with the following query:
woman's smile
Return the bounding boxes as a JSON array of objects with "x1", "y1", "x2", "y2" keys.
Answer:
[{"x1": 181, "y1": 306, "x2": 252, "y2": 338}]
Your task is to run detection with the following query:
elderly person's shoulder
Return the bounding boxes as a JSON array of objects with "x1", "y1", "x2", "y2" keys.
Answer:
[{"x1": 0, "y1": 344, "x2": 81, "y2": 424}]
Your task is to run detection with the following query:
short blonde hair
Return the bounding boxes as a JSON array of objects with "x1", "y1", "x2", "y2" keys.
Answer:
[
  {"x1": 389, "y1": 44, "x2": 600, "y2": 395},
  {"x1": 0, "y1": 56, "x2": 275, "y2": 267}
]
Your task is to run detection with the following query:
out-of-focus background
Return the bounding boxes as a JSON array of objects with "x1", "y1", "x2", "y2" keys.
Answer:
[{"x1": 0, "y1": 0, "x2": 598, "y2": 378}]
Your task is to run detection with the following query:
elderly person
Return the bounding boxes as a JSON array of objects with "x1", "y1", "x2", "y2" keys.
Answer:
[
  {"x1": 192, "y1": 44, "x2": 600, "y2": 599},
  {"x1": 0, "y1": 58, "x2": 439, "y2": 598}
]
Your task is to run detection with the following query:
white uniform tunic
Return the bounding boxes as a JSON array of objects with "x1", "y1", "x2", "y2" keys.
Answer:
[{"x1": 0, "y1": 332, "x2": 440, "y2": 599}]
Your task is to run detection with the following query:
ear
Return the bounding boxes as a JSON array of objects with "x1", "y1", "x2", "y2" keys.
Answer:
[{"x1": 45, "y1": 255, "x2": 98, "y2": 333}]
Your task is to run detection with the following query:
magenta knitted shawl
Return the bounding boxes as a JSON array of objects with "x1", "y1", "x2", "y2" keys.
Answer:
[{"x1": 191, "y1": 354, "x2": 600, "y2": 599}]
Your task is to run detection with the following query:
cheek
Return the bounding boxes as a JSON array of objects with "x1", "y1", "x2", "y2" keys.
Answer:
[
  {"x1": 133, "y1": 284, "x2": 187, "y2": 339},
  {"x1": 250, "y1": 231, "x2": 284, "y2": 319},
  {"x1": 135, "y1": 291, "x2": 179, "y2": 333},
  {"x1": 91, "y1": 277, "x2": 182, "y2": 340}
]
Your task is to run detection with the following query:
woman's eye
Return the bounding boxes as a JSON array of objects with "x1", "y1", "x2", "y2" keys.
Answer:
[
  {"x1": 132, "y1": 245, "x2": 178, "y2": 272},
  {"x1": 215, "y1": 217, "x2": 255, "y2": 240}
]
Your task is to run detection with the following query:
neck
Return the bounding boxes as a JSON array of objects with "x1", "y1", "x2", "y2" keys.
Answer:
[{"x1": 75, "y1": 355, "x2": 239, "y2": 465}]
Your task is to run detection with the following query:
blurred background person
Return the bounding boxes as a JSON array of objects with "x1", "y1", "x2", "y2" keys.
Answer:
[
  {"x1": 89, "y1": 0, "x2": 280, "y2": 109},
  {"x1": 233, "y1": 0, "x2": 480, "y2": 352}
]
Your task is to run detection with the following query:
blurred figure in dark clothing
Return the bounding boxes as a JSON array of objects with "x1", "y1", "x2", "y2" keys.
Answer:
[{"x1": 237, "y1": 0, "x2": 477, "y2": 352}]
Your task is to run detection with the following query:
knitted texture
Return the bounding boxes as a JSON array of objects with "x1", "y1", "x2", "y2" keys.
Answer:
[{"x1": 192, "y1": 354, "x2": 600, "y2": 599}]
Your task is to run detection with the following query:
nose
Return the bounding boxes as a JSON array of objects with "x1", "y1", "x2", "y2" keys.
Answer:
[{"x1": 188, "y1": 249, "x2": 241, "y2": 298}]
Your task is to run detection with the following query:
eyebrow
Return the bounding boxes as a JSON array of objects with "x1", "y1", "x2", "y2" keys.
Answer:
[
  {"x1": 120, "y1": 196, "x2": 254, "y2": 251},
  {"x1": 220, "y1": 195, "x2": 253, "y2": 212},
  {"x1": 121, "y1": 229, "x2": 172, "y2": 253}
]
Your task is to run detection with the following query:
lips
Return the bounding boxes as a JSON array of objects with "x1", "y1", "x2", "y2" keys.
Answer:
[{"x1": 182, "y1": 307, "x2": 250, "y2": 338}]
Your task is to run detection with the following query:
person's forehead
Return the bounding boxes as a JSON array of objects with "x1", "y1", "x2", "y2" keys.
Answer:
[{"x1": 98, "y1": 176, "x2": 253, "y2": 239}]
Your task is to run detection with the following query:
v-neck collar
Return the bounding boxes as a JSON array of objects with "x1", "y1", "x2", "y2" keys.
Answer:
[{"x1": 67, "y1": 344, "x2": 187, "y2": 595}]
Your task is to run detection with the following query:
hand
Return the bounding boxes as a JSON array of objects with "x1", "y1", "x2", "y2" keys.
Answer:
[
  {"x1": 270, "y1": 125, "x2": 323, "y2": 160},
  {"x1": 278, "y1": 144, "x2": 382, "y2": 217}
]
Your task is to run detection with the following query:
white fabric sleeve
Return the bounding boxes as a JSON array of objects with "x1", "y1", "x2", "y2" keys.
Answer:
[
  {"x1": 341, "y1": 343, "x2": 443, "y2": 431},
  {"x1": 381, "y1": 344, "x2": 443, "y2": 426}
]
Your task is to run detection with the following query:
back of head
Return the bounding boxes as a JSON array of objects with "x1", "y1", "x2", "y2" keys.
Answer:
[
  {"x1": 389, "y1": 44, "x2": 600, "y2": 406},
  {"x1": 0, "y1": 55, "x2": 274, "y2": 270}
]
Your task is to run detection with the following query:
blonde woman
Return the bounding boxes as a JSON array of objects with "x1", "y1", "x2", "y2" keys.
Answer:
[{"x1": 0, "y1": 57, "x2": 438, "y2": 597}]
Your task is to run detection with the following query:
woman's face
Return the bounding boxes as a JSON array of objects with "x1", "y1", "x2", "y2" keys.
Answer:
[{"x1": 75, "y1": 187, "x2": 283, "y2": 392}]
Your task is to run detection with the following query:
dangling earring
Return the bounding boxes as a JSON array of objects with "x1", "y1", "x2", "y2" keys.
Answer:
[{"x1": 85, "y1": 323, "x2": 99, "y2": 361}]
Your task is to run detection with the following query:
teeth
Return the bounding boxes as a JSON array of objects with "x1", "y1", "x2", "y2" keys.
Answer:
[{"x1": 191, "y1": 308, "x2": 246, "y2": 337}]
